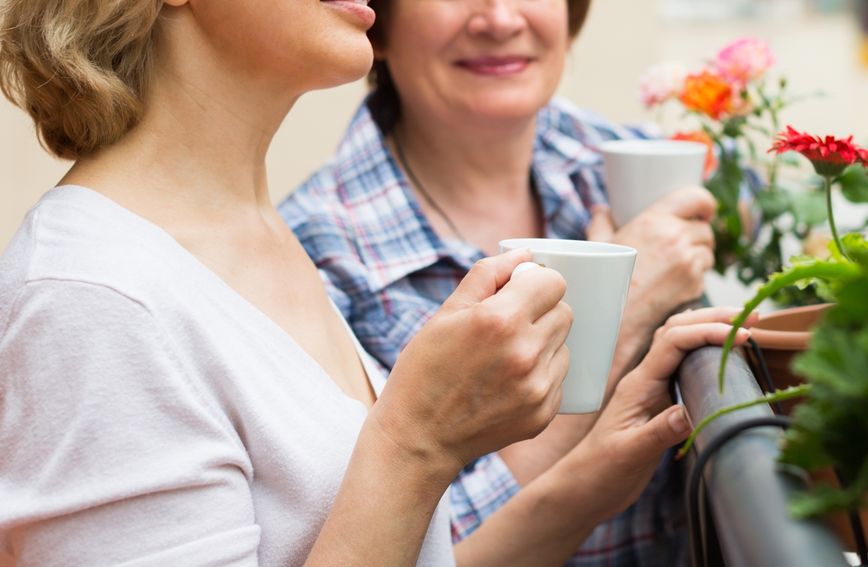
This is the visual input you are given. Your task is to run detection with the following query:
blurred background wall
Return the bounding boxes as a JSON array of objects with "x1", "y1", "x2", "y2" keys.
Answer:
[{"x1": 3, "y1": 0, "x2": 867, "y2": 251}]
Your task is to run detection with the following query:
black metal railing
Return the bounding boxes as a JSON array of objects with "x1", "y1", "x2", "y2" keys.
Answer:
[{"x1": 676, "y1": 345, "x2": 849, "y2": 567}]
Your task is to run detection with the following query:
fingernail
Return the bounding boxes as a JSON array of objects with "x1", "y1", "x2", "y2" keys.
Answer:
[
  {"x1": 736, "y1": 328, "x2": 751, "y2": 341},
  {"x1": 511, "y1": 261, "x2": 541, "y2": 279},
  {"x1": 669, "y1": 407, "x2": 692, "y2": 435}
]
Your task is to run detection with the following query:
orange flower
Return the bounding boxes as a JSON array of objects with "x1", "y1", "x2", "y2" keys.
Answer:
[
  {"x1": 679, "y1": 71, "x2": 733, "y2": 120},
  {"x1": 672, "y1": 130, "x2": 718, "y2": 178}
]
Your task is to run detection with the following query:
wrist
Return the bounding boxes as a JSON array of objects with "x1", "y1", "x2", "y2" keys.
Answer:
[{"x1": 362, "y1": 404, "x2": 463, "y2": 497}]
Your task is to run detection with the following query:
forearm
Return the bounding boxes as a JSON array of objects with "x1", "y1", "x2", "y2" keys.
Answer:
[
  {"x1": 453, "y1": 447, "x2": 605, "y2": 567},
  {"x1": 498, "y1": 413, "x2": 597, "y2": 486},
  {"x1": 608, "y1": 292, "x2": 661, "y2": 381},
  {"x1": 305, "y1": 415, "x2": 459, "y2": 566}
]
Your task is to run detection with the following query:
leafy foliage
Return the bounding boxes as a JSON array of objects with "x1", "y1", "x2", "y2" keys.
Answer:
[
  {"x1": 781, "y1": 242, "x2": 868, "y2": 516},
  {"x1": 708, "y1": 234, "x2": 868, "y2": 518}
]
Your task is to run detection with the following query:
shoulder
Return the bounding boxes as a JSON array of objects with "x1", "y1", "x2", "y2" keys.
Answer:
[
  {"x1": 2, "y1": 187, "x2": 173, "y2": 286},
  {"x1": 0, "y1": 275, "x2": 256, "y2": 565},
  {"x1": 0, "y1": 186, "x2": 227, "y2": 352},
  {"x1": 539, "y1": 98, "x2": 661, "y2": 146}
]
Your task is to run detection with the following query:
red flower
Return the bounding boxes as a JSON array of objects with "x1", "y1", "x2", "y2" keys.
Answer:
[
  {"x1": 770, "y1": 126, "x2": 868, "y2": 177},
  {"x1": 672, "y1": 130, "x2": 718, "y2": 178}
]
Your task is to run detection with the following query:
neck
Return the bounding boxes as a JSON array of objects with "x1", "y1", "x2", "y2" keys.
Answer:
[
  {"x1": 64, "y1": 7, "x2": 298, "y2": 222},
  {"x1": 394, "y1": 106, "x2": 538, "y2": 208}
]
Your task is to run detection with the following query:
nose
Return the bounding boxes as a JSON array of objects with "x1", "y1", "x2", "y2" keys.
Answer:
[{"x1": 466, "y1": 0, "x2": 527, "y2": 40}]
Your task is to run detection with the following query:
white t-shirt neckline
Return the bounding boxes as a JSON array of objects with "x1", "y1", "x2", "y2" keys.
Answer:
[{"x1": 53, "y1": 184, "x2": 388, "y2": 402}]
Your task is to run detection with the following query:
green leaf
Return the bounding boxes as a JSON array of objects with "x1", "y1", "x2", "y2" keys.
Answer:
[
  {"x1": 704, "y1": 150, "x2": 743, "y2": 211},
  {"x1": 717, "y1": 259, "x2": 860, "y2": 391},
  {"x1": 840, "y1": 233, "x2": 868, "y2": 267},
  {"x1": 838, "y1": 164, "x2": 868, "y2": 203},
  {"x1": 779, "y1": 267, "x2": 868, "y2": 516},
  {"x1": 789, "y1": 191, "x2": 828, "y2": 227},
  {"x1": 755, "y1": 190, "x2": 791, "y2": 221},
  {"x1": 788, "y1": 483, "x2": 860, "y2": 518},
  {"x1": 677, "y1": 385, "x2": 811, "y2": 460}
]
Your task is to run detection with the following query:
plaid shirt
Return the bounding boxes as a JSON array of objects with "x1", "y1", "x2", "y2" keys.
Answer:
[{"x1": 279, "y1": 98, "x2": 687, "y2": 566}]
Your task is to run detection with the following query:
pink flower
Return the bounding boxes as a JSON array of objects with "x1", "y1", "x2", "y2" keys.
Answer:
[
  {"x1": 714, "y1": 38, "x2": 774, "y2": 87},
  {"x1": 639, "y1": 61, "x2": 688, "y2": 108}
]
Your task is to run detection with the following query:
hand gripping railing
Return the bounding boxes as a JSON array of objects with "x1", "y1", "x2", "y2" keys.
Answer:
[{"x1": 675, "y1": 345, "x2": 849, "y2": 567}]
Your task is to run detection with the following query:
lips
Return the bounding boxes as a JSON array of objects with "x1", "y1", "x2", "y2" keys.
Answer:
[
  {"x1": 320, "y1": 0, "x2": 376, "y2": 27},
  {"x1": 456, "y1": 56, "x2": 532, "y2": 76}
]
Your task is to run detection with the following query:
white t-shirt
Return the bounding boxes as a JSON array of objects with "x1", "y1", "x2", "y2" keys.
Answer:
[{"x1": 0, "y1": 186, "x2": 455, "y2": 567}]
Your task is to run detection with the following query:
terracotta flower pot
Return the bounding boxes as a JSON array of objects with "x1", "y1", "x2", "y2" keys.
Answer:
[
  {"x1": 745, "y1": 304, "x2": 831, "y2": 413},
  {"x1": 745, "y1": 303, "x2": 866, "y2": 552}
]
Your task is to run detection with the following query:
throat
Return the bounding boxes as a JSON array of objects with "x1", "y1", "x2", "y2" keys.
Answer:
[{"x1": 390, "y1": 132, "x2": 542, "y2": 254}]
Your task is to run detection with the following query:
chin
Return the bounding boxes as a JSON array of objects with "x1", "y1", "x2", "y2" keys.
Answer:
[
  {"x1": 464, "y1": 93, "x2": 548, "y2": 122},
  {"x1": 311, "y1": 41, "x2": 374, "y2": 90}
]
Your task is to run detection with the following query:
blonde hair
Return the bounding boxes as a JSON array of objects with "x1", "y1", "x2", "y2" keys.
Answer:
[{"x1": 0, "y1": 0, "x2": 163, "y2": 159}]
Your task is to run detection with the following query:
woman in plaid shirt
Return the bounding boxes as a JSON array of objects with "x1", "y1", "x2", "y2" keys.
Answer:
[{"x1": 281, "y1": 0, "x2": 717, "y2": 565}]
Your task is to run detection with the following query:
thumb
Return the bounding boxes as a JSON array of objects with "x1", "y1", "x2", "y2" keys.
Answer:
[
  {"x1": 586, "y1": 205, "x2": 616, "y2": 242},
  {"x1": 624, "y1": 405, "x2": 693, "y2": 462},
  {"x1": 655, "y1": 186, "x2": 717, "y2": 221},
  {"x1": 443, "y1": 248, "x2": 532, "y2": 309}
]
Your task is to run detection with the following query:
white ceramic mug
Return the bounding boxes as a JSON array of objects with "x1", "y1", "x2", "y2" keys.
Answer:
[
  {"x1": 600, "y1": 139, "x2": 707, "y2": 228},
  {"x1": 499, "y1": 238, "x2": 637, "y2": 414}
]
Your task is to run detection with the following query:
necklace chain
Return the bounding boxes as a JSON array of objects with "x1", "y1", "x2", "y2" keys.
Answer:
[{"x1": 392, "y1": 131, "x2": 469, "y2": 244}]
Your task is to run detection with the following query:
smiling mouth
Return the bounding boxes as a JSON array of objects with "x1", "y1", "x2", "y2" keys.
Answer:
[{"x1": 456, "y1": 56, "x2": 532, "y2": 76}]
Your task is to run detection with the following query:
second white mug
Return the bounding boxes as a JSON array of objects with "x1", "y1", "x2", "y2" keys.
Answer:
[{"x1": 600, "y1": 139, "x2": 707, "y2": 228}]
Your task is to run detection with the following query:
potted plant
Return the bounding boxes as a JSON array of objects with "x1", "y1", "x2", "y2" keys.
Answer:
[
  {"x1": 640, "y1": 38, "x2": 868, "y2": 308},
  {"x1": 678, "y1": 127, "x2": 868, "y2": 555}
]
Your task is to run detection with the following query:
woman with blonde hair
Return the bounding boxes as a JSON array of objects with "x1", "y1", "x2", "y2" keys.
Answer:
[{"x1": 0, "y1": 1, "x2": 749, "y2": 565}]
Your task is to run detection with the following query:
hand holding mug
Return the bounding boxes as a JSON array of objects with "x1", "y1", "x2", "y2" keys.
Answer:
[
  {"x1": 561, "y1": 307, "x2": 757, "y2": 521},
  {"x1": 373, "y1": 248, "x2": 573, "y2": 474}
]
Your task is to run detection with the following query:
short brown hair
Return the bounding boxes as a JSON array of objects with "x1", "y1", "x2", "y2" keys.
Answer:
[
  {"x1": 0, "y1": 1, "x2": 163, "y2": 160},
  {"x1": 366, "y1": 0, "x2": 592, "y2": 132}
]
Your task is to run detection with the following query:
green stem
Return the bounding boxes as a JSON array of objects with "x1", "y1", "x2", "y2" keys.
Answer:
[
  {"x1": 717, "y1": 261, "x2": 859, "y2": 392},
  {"x1": 767, "y1": 88, "x2": 782, "y2": 191},
  {"x1": 676, "y1": 384, "x2": 812, "y2": 460},
  {"x1": 825, "y1": 175, "x2": 851, "y2": 261}
]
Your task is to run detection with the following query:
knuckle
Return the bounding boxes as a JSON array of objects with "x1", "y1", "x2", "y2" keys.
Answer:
[
  {"x1": 545, "y1": 268, "x2": 568, "y2": 295},
  {"x1": 703, "y1": 225, "x2": 716, "y2": 244},
  {"x1": 661, "y1": 226, "x2": 681, "y2": 247},
  {"x1": 471, "y1": 304, "x2": 515, "y2": 337},
  {"x1": 473, "y1": 257, "x2": 497, "y2": 273},
  {"x1": 524, "y1": 379, "x2": 550, "y2": 407},
  {"x1": 558, "y1": 300, "x2": 574, "y2": 327},
  {"x1": 510, "y1": 344, "x2": 541, "y2": 375},
  {"x1": 533, "y1": 405, "x2": 558, "y2": 436},
  {"x1": 471, "y1": 258, "x2": 498, "y2": 281}
]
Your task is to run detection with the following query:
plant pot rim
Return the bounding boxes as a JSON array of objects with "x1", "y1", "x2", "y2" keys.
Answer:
[{"x1": 750, "y1": 303, "x2": 833, "y2": 351}]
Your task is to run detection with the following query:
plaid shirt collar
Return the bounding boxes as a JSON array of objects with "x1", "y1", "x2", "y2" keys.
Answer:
[{"x1": 326, "y1": 98, "x2": 605, "y2": 292}]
